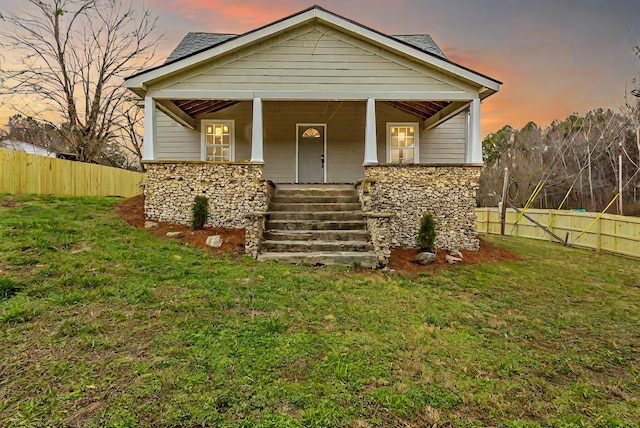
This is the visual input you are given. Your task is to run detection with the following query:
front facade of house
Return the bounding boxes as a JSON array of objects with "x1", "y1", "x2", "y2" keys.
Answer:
[{"x1": 125, "y1": 6, "x2": 501, "y2": 262}]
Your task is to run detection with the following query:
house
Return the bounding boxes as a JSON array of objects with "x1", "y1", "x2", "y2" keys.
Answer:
[
  {"x1": 0, "y1": 138, "x2": 57, "y2": 158},
  {"x1": 124, "y1": 5, "x2": 501, "y2": 266}
]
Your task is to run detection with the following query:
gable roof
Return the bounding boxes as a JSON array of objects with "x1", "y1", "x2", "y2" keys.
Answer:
[
  {"x1": 165, "y1": 33, "x2": 236, "y2": 63},
  {"x1": 125, "y1": 5, "x2": 500, "y2": 94},
  {"x1": 392, "y1": 34, "x2": 447, "y2": 59},
  {"x1": 166, "y1": 32, "x2": 447, "y2": 64}
]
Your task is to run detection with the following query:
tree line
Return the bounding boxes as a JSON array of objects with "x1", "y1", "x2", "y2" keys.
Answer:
[{"x1": 479, "y1": 102, "x2": 640, "y2": 214}]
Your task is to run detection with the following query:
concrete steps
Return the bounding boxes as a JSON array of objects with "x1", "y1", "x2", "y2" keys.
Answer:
[
  {"x1": 264, "y1": 230, "x2": 370, "y2": 241},
  {"x1": 257, "y1": 184, "x2": 376, "y2": 267},
  {"x1": 266, "y1": 220, "x2": 367, "y2": 231},
  {"x1": 257, "y1": 251, "x2": 378, "y2": 267},
  {"x1": 268, "y1": 211, "x2": 365, "y2": 221},
  {"x1": 270, "y1": 202, "x2": 362, "y2": 212}
]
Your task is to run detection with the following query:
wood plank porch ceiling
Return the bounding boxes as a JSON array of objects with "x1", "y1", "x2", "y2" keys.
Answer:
[{"x1": 170, "y1": 100, "x2": 450, "y2": 121}]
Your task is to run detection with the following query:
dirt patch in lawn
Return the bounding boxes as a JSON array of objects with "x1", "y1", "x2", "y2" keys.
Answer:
[
  {"x1": 115, "y1": 195, "x2": 520, "y2": 270},
  {"x1": 114, "y1": 194, "x2": 245, "y2": 254}
]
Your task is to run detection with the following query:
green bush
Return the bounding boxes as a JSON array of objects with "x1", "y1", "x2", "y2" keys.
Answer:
[
  {"x1": 191, "y1": 196, "x2": 209, "y2": 230},
  {"x1": 416, "y1": 213, "x2": 436, "y2": 251}
]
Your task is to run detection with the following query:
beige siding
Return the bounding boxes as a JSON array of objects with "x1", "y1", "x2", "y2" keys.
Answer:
[
  {"x1": 160, "y1": 24, "x2": 469, "y2": 94},
  {"x1": 261, "y1": 101, "x2": 366, "y2": 183},
  {"x1": 155, "y1": 101, "x2": 468, "y2": 180},
  {"x1": 419, "y1": 112, "x2": 468, "y2": 163},
  {"x1": 375, "y1": 102, "x2": 420, "y2": 163},
  {"x1": 156, "y1": 103, "x2": 253, "y2": 161},
  {"x1": 156, "y1": 110, "x2": 200, "y2": 160},
  {"x1": 201, "y1": 102, "x2": 252, "y2": 161}
]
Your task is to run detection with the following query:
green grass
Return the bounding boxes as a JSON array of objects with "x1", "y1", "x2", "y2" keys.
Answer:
[{"x1": 0, "y1": 194, "x2": 639, "y2": 427}]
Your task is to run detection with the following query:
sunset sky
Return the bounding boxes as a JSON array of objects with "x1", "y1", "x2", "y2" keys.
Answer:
[{"x1": 2, "y1": 0, "x2": 640, "y2": 137}]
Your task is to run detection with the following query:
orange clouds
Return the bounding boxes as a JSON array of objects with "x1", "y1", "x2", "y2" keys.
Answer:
[{"x1": 155, "y1": 0, "x2": 295, "y2": 33}]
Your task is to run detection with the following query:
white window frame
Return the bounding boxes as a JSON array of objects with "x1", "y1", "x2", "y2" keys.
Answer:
[
  {"x1": 201, "y1": 119, "x2": 235, "y2": 162},
  {"x1": 386, "y1": 122, "x2": 420, "y2": 164}
]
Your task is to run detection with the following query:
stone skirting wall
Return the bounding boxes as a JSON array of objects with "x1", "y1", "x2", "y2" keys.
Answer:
[
  {"x1": 361, "y1": 165, "x2": 482, "y2": 250},
  {"x1": 144, "y1": 162, "x2": 271, "y2": 231}
]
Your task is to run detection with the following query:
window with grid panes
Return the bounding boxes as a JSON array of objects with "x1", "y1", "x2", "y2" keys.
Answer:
[
  {"x1": 387, "y1": 123, "x2": 419, "y2": 164},
  {"x1": 202, "y1": 121, "x2": 233, "y2": 161}
]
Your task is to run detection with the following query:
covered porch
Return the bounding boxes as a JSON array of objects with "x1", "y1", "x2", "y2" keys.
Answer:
[{"x1": 141, "y1": 96, "x2": 484, "y2": 183}]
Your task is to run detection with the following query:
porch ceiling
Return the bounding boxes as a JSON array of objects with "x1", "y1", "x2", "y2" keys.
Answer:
[
  {"x1": 171, "y1": 100, "x2": 239, "y2": 117},
  {"x1": 384, "y1": 101, "x2": 450, "y2": 121},
  {"x1": 167, "y1": 99, "x2": 451, "y2": 122}
]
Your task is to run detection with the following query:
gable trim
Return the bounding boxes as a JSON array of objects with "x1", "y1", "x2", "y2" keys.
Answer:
[{"x1": 125, "y1": 6, "x2": 500, "y2": 92}]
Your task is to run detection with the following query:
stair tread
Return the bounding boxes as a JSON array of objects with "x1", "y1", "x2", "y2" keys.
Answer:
[
  {"x1": 257, "y1": 251, "x2": 378, "y2": 267},
  {"x1": 258, "y1": 251, "x2": 376, "y2": 257},
  {"x1": 263, "y1": 239, "x2": 371, "y2": 244},
  {"x1": 266, "y1": 229, "x2": 369, "y2": 234}
]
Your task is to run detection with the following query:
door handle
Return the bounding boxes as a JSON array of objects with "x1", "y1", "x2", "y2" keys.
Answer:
[{"x1": 321, "y1": 154, "x2": 324, "y2": 168}]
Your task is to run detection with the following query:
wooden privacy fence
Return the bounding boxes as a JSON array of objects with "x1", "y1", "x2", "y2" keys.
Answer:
[
  {"x1": 0, "y1": 149, "x2": 144, "y2": 198},
  {"x1": 476, "y1": 207, "x2": 640, "y2": 259}
]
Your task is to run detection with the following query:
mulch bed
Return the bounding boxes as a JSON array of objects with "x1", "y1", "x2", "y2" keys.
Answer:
[
  {"x1": 388, "y1": 240, "x2": 521, "y2": 275},
  {"x1": 114, "y1": 194, "x2": 245, "y2": 254},
  {"x1": 114, "y1": 195, "x2": 521, "y2": 273}
]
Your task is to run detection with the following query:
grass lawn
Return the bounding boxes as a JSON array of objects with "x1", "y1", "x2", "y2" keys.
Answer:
[{"x1": 0, "y1": 195, "x2": 638, "y2": 428}]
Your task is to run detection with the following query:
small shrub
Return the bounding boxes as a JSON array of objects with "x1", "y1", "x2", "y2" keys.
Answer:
[
  {"x1": 416, "y1": 213, "x2": 437, "y2": 252},
  {"x1": 192, "y1": 195, "x2": 209, "y2": 230}
]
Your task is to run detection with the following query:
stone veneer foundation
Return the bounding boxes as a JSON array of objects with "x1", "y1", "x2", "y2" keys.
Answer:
[
  {"x1": 143, "y1": 163, "x2": 272, "y2": 247},
  {"x1": 359, "y1": 165, "x2": 482, "y2": 251}
]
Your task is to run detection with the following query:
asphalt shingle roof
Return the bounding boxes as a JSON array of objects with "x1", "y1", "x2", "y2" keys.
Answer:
[
  {"x1": 165, "y1": 33, "x2": 237, "y2": 63},
  {"x1": 164, "y1": 32, "x2": 447, "y2": 64},
  {"x1": 391, "y1": 34, "x2": 447, "y2": 59}
]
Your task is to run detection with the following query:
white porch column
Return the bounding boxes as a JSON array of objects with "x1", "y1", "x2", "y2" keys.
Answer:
[
  {"x1": 142, "y1": 96, "x2": 157, "y2": 161},
  {"x1": 364, "y1": 98, "x2": 378, "y2": 165},
  {"x1": 251, "y1": 97, "x2": 264, "y2": 163},
  {"x1": 469, "y1": 97, "x2": 483, "y2": 164}
]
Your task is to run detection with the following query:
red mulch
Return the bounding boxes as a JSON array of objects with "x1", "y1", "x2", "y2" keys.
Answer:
[
  {"x1": 114, "y1": 195, "x2": 521, "y2": 272},
  {"x1": 388, "y1": 239, "x2": 521, "y2": 275},
  {"x1": 114, "y1": 194, "x2": 245, "y2": 254}
]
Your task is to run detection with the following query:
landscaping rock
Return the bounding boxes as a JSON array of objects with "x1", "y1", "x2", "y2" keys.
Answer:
[
  {"x1": 166, "y1": 231, "x2": 183, "y2": 238},
  {"x1": 414, "y1": 252, "x2": 436, "y2": 265},
  {"x1": 446, "y1": 254, "x2": 462, "y2": 264},
  {"x1": 449, "y1": 249, "x2": 464, "y2": 259},
  {"x1": 144, "y1": 221, "x2": 158, "y2": 229},
  {"x1": 206, "y1": 235, "x2": 223, "y2": 248}
]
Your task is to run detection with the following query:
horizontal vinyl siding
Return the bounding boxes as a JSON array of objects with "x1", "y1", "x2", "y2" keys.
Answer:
[
  {"x1": 156, "y1": 110, "x2": 200, "y2": 160},
  {"x1": 420, "y1": 112, "x2": 468, "y2": 163},
  {"x1": 326, "y1": 103, "x2": 365, "y2": 183},
  {"x1": 262, "y1": 101, "x2": 367, "y2": 183},
  {"x1": 375, "y1": 102, "x2": 422, "y2": 163},
  {"x1": 164, "y1": 26, "x2": 465, "y2": 94},
  {"x1": 200, "y1": 102, "x2": 252, "y2": 161},
  {"x1": 154, "y1": 101, "x2": 468, "y2": 175}
]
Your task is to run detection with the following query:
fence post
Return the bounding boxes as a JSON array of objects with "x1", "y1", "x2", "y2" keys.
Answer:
[{"x1": 596, "y1": 214, "x2": 602, "y2": 253}]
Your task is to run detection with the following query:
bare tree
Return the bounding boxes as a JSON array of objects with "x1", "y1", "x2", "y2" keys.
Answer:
[
  {"x1": 0, "y1": 0, "x2": 159, "y2": 163},
  {"x1": 115, "y1": 101, "x2": 145, "y2": 170}
]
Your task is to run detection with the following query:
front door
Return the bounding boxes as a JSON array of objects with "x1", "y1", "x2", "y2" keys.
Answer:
[{"x1": 297, "y1": 124, "x2": 325, "y2": 183}]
